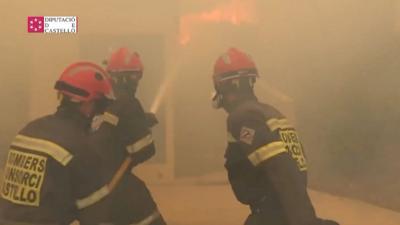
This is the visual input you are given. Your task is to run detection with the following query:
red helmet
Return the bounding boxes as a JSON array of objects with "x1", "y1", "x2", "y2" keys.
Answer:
[
  {"x1": 106, "y1": 47, "x2": 144, "y2": 75},
  {"x1": 213, "y1": 48, "x2": 258, "y2": 86},
  {"x1": 55, "y1": 62, "x2": 114, "y2": 102}
]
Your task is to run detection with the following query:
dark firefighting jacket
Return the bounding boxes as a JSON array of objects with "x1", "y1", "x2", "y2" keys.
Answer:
[
  {"x1": 225, "y1": 99, "x2": 319, "y2": 225},
  {"x1": 91, "y1": 93, "x2": 155, "y2": 176},
  {"x1": 0, "y1": 106, "x2": 110, "y2": 225},
  {"x1": 90, "y1": 93, "x2": 160, "y2": 225}
]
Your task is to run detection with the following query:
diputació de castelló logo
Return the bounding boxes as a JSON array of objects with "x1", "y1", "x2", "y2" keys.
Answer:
[{"x1": 28, "y1": 16, "x2": 77, "y2": 33}]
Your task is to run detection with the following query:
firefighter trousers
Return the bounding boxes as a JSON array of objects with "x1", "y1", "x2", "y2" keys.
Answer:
[{"x1": 109, "y1": 173, "x2": 166, "y2": 225}]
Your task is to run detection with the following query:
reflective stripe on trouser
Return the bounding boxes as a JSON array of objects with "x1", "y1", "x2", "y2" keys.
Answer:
[
  {"x1": 130, "y1": 210, "x2": 161, "y2": 225},
  {"x1": 76, "y1": 185, "x2": 110, "y2": 209},
  {"x1": 110, "y1": 174, "x2": 165, "y2": 225}
]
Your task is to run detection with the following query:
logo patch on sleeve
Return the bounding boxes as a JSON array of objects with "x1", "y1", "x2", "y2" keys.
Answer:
[{"x1": 240, "y1": 127, "x2": 255, "y2": 145}]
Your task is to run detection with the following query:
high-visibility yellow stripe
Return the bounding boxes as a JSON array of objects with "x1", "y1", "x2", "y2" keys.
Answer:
[
  {"x1": 76, "y1": 185, "x2": 110, "y2": 209},
  {"x1": 248, "y1": 141, "x2": 287, "y2": 166},
  {"x1": 103, "y1": 112, "x2": 119, "y2": 126},
  {"x1": 131, "y1": 210, "x2": 161, "y2": 225},
  {"x1": 12, "y1": 135, "x2": 73, "y2": 166},
  {"x1": 126, "y1": 134, "x2": 153, "y2": 154},
  {"x1": 227, "y1": 132, "x2": 237, "y2": 143},
  {"x1": 266, "y1": 118, "x2": 291, "y2": 132}
]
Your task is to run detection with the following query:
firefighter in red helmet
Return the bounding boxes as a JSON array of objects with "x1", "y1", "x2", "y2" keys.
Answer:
[
  {"x1": 212, "y1": 48, "x2": 339, "y2": 225},
  {"x1": 0, "y1": 62, "x2": 114, "y2": 225},
  {"x1": 91, "y1": 47, "x2": 166, "y2": 225}
]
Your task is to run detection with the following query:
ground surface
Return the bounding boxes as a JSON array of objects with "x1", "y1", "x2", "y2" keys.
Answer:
[{"x1": 148, "y1": 181, "x2": 400, "y2": 225}]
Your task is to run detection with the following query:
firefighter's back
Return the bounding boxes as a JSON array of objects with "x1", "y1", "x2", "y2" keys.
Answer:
[
  {"x1": 226, "y1": 100, "x2": 310, "y2": 225},
  {"x1": 1, "y1": 108, "x2": 109, "y2": 225}
]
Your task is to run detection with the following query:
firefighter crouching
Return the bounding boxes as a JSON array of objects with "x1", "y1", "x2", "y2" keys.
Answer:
[
  {"x1": 0, "y1": 62, "x2": 115, "y2": 225},
  {"x1": 91, "y1": 47, "x2": 166, "y2": 225},
  {"x1": 211, "y1": 48, "x2": 340, "y2": 225}
]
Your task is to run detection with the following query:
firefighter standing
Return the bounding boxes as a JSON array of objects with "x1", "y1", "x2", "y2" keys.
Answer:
[
  {"x1": 91, "y1": 47, "x2": 166, "y2": 225},
  {"x1": 211, "y1": 48, "x2": 339, "y2": 225},
  {"x1": 0, "y1": 62, "x2": 114, "y2": 225}
]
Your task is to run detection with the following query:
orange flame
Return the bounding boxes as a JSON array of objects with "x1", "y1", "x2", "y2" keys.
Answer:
[{"x1": 180, "y1": 0, "x2": 257, "y2": 46}]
